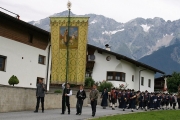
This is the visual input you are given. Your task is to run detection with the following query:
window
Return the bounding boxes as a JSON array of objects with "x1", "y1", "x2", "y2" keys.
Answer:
[
  {"x1": 141, "y1": 77, "x2": 144, "y2": 86},
  {"x1": 0, "y1": 55, "x2": 6, "y2": 71},
  {"x1": 107, "y1": 72, "x2": 113, "y2": 80},
  {"x1": 38, "y1": 55, "x2": 45, "y2": 64},
  {"x1": 85, "y1": 72, "x2": 92, "y2": 78},
  {"x1": 132, "y1": 75, "x2": 134, "y2": 82},
  {"x1": 115, "y1": 72, "x2": 120, "y2": 80},
  {"x1": 148, "y1": 79, "x2": 151, "y2": 87},
  {"x1": 29, "y1": 34, "x2": 33, "y2": 43},
  {"x1": 107, "y1": 71, "x2": 126, "y2": 82}
]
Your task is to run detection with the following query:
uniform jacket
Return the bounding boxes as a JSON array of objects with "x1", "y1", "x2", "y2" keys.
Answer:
[{"x1": 36, "y1": 83, "x2": 46, "y2": 97}]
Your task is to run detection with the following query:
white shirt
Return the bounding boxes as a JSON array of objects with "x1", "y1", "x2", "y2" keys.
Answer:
[{"x1": 62, "y1": 83, "x2": 72, "y2": 96}]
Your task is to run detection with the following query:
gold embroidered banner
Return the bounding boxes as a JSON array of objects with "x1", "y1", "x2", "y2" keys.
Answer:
[{"x1": 50, "y1": 17, "x2": 89, "y2": 85}]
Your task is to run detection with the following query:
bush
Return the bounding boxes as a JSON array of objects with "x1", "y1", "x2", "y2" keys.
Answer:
[
  {"x1": 8, "y1": 75, "x2": 19, "y2": 86},
  {"x1": 54, "y1": 90, "x2": 62, "y2": 93},
  {"x1": 85, "y1": 77, "x2": 95, "y2": 87},
  {"x1": 70, "y1": 84, "x2": 76, "y2": 88},
  {"x1": 98, "y1": 81, "x2": 114, "y2": 92}
]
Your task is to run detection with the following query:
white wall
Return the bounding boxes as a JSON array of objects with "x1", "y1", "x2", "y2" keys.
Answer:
[
  {"x1": 92, "y1": 50, "x2": 155, "y2": 92},
  {"x1": 0, "y1": 36, "x2": 49, "y2": 88},
  {"x1": 138, "y1": 68, "x2": 155, "y2": 92}
]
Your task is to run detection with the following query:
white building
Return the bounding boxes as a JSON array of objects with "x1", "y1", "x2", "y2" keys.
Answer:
[
  {"x1": 0, "y1": 11, "x2": 164, "y2": 92},
  {"x1": 0, "y1": 11, "x2": 50, "y2": 89},
  {"x1": 86, "y1": 44, "x2": 164, "y2": 92}
]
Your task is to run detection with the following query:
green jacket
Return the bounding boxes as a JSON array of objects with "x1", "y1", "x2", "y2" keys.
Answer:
[{"x1": 89, "y1": 89, "x2": 99, "y2": 100}]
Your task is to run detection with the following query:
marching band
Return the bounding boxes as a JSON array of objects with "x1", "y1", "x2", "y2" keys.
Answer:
[{"x1": 105, "y1": 88, "x2": 178, "y2": 112}]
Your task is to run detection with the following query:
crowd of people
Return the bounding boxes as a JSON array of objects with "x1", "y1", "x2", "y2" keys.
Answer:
[
  {"x1": 34, "y1": 80, "x2": 179, "y2": 118},
  {"x1": 101, "y1": 87, "x2": 180, "y2": 112}
]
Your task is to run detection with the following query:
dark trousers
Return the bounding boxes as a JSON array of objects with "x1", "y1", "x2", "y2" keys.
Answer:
[
  {"x1": 91, "y1": 100, "x2": 97, "y2": 115},
  {"x1": 36, "y1": 97, "x2": 44, "y2": 111},
  {"x1": 173, "y1": 103, "x2": 176, "y2": 109},
  {"x1": 62, "y1": 97, "x2": 70, "y2": 114},
  {"x1": 144, "y1": 100, "x2": 148, "y2": 107},
  {"x1": 177, "y1": 99, "x2": 180, "y2": 109},
  {"x1": 76, "y1": 99, "x2": 83, "y2": 114},
  {"x1": 170, "y1": 102, "x2": 173, "y2": 107}
]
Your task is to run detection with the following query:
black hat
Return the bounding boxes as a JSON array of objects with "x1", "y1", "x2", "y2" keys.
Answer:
[
  {"x1": 132, "y1": 89, "x2": 134, "y2": 91},
  {"x1": 145, "y1": 90, "x2": 148, "y2": 92}
]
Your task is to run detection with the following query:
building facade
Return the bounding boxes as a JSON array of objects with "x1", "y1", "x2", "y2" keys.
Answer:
[
  {"x1": 0, "y1": 11, "x2": 165, "y2": 92},
  {"x1": 0, "y1": 11, "x2": 50, "y2": 88}
]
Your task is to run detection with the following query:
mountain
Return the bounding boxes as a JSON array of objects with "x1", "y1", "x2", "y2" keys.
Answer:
[
  {"x1": 139, "y1": 40, "x2": 180, "y2": 76},
  {"x1": 29, "y1": 11, "x2": 180, "y2": 60}
]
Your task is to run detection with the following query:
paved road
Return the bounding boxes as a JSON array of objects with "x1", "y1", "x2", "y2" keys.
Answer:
[{"x1": 0, "y1": 106, "x2": 150, "y2": 120}]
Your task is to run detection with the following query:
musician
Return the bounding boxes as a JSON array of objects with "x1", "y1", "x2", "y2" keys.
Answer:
[
  {"x1": 169, "y1": 94, "x2": 173, "y2": 110},
  {"x1": 144, "y1": 90, "x2": 149, "y2": 111},
  {"x1": 115, "y1": 89, "x2": 119, "y2": 107},
  {"x1": 61, "y1": 83, "x2": 72, "y2": 115},
  {"x1": 108, "y1": 91, "x2": 112, "y2": 107},
  {"x1": 126, "y1": 89, "x2": 131, "y2": 108},
  {"x1": 101, "y1": 88, "x2": 108, "y2": 109},
  {"x1": 121, "y1": 90, "x2": 127, "y2": 111},
  {"x1": 130, "y1": 89, "x2": 136, "y2": 112},
  {"x1": 34, "y1": 78, "x2": 47, "y2": 113},
  {"x1": 172, "y1": 94, "x2": 177, "y2": 110},
  {"x1": 111, "y1": 88, "x2": 117, "y2": 110},
  {"x1": 136, "y1": 91, "x2": 140, "y2": 110},
  {"x1": 157, "y1": 93, "x2": 161, "y2": 110},
  {"x1": 139, "y1": 92, "x2": 144, "y2": 110},
  {"x1": 161, "y1": 93, "x2": 166, "y2": 110},
  {"x1": 149, "y1": 92, "x2": 154, "y2": 110},
  {"x1": 118, "y1": 89, "x2": 122, "y2": 108},
  {"x1": 153, "y1": 93, "x2": 157, "y2": 109},
  {"x1": 165, "y1": 93, "x2": 170, "y2": 110},
  {"x1": 76, "y1": 85, "x2": 86, "y2": 115}
]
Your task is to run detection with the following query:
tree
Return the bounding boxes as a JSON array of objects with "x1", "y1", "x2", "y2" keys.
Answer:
[
  {"x1": 8, "y1": 75, "x2": 19, "y2": 86},
  {"x1": 98, "y1": 81, "x2": 114, "y2": 92},
  {"x1": 85, "y1": 77, "x2": 95, "y2": 87},
  {"x1": 167, "y1": 72, "x2": 180, "y2": 93}
]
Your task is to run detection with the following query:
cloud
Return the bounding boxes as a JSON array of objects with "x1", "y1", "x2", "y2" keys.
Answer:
[{"x1": 0, "y1": 0, "x2": 180, "y2": 22}]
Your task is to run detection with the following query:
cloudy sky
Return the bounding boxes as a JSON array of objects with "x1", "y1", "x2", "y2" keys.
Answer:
[{"x1": 0, "y1": 0, "x2": 180, "y2": 23}]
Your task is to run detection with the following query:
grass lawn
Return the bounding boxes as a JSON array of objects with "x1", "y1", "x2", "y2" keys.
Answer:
[{"x1": 93, "y1": 110, "x2": 180, "y2": 120}]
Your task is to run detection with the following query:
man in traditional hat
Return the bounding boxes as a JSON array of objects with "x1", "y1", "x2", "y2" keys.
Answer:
[
  {"x1": 118, "y1": 89, "x2": 122, "y2": 108},
  {"x1": 165, "y1": 93, "x2": 170, "y2": 110},
  {"x1": 130, "y1": 89, "x2": 136, "y2": 112},
  {"x1": 126, "y1": 89, "x2": 131, "y2": 109},
  {"x1": 121, "y1": 90, "x2": 127, "y2": 111},
  {"x1": 157, "y1": 92, "x2": 161, "y2": 110},
  {"x1": 144, "y1": 90, "x2": 149, "y2": 111},
  {"x1": 169, "y1": 94, "x2": 173, "y2": 110},
  {"x1": 139, "y1": 91, "x2": 144, "y2": 110},
  {"x1": 149, "y1": 92, "x2": 154, "y2": 110},
  {"x1": 161, "y1": 93, "x2": 166, "y2": 110},
  {"x1": 111, "y1": 88, "x2": 117, "y2": 110}
]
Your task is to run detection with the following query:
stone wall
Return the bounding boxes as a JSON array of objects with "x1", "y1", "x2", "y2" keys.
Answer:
[{"x1": 0, "y1": 85, "x2": 90, "y2": 113}]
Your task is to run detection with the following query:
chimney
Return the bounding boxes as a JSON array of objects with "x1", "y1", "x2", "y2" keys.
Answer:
[{"x1": 105, "y1": 44, "x2": 111, "y2": 51}]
